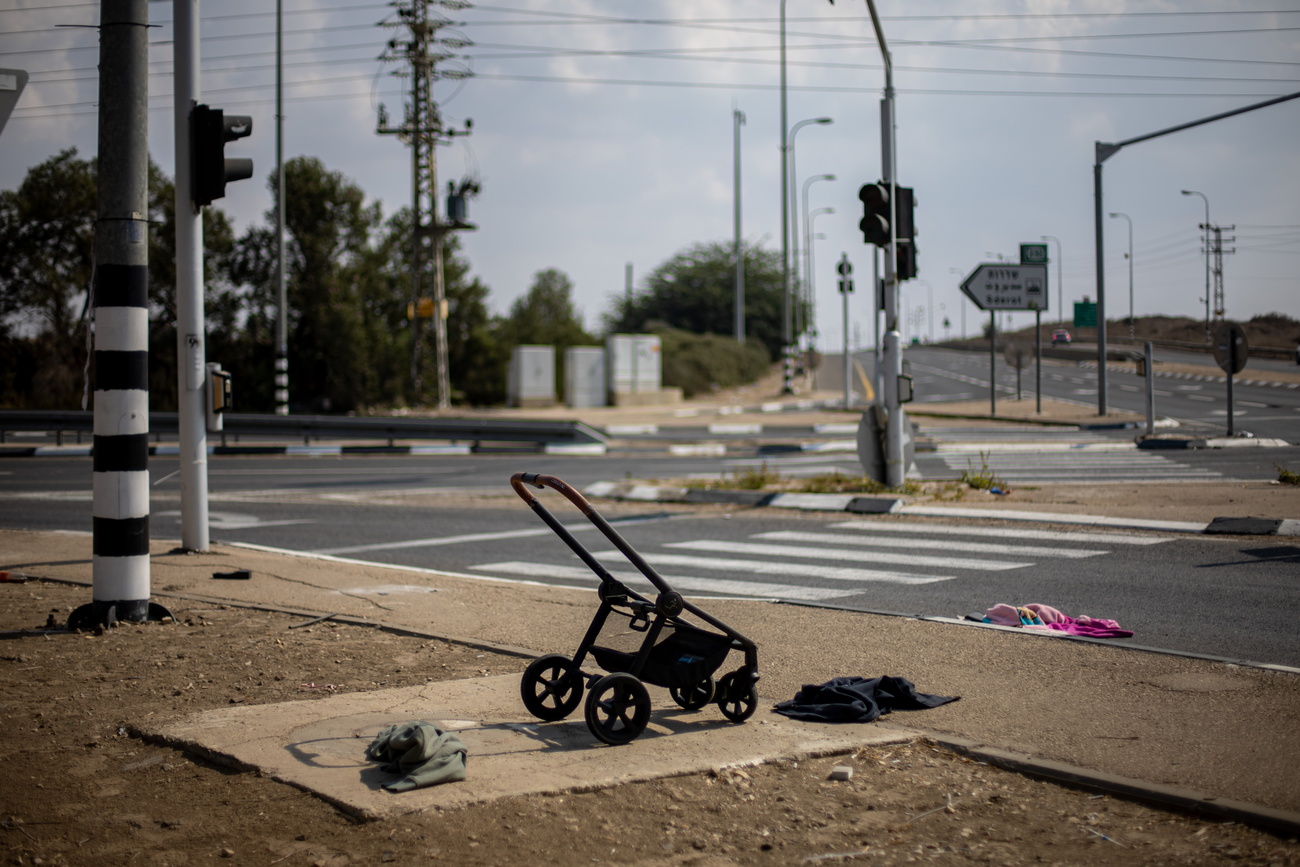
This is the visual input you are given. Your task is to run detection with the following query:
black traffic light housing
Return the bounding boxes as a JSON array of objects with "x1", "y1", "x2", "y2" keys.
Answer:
[
  {"x1": 895, "y1": 186, "x2": 917, "y2": 280},
  {"x1": 191, "y1": 104, "x2": 253, "y2": 207},
  {"x1": 858, "y1": 181, "x2": 889, "y2": 247}
]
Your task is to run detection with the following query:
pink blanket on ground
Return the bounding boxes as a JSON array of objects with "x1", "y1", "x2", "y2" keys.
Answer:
[{"x1": 982, "y1": 603, "x2": 1133, "y2": 638}]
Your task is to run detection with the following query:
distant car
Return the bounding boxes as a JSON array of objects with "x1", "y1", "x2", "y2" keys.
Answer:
[{"x1": 1051, "y1": 328, "x2": 1072, "y2": 346}]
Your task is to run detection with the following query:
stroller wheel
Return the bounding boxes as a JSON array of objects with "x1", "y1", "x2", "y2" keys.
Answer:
[
  {"x1": 584, "y1": 673, "x2": 651, "y2": 745},
  {"x1": 717, "y1": 671, "x2": 758, "y2": 723},
  {"x1": 669, "y1": 677, "x2": 715, "y2": 710},
  {"x1": 520, "y1": 654, "x2": 584, "y2": 721}
]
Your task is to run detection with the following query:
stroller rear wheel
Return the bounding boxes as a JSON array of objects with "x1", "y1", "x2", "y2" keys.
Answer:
[
  {"x1": 717, "y1": 671, "x2": 758, "y2": 723},
  {"x1": 669, "y1": 677, "x2": 715, "y2": 710},
  {"x1": 585, "y1": 673, "x2": 651, "y2": 745},
  {"x1": 521, "y1": 654, "x2": 584, "y2": 721}
]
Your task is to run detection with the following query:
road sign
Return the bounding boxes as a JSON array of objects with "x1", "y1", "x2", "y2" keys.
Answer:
[
  {"x1": 1213, "y1": 322, "x2": 1248, "y2": 374},
  {"x1": 959, "y1": 263, "x2": 1048, "y2": 311},
  {"x1": 0, "y1": 69, "x2": 28, "y2": 138},
  {"x1": 1019, "y1": 243, "x2": 1048, "y2": 264},
  {"x1": 837, "y1": 253, "x2": 853, "y2": 293},
  {"x1": 1074, "y1": 301, "x2": 1098, "y2": 328}
]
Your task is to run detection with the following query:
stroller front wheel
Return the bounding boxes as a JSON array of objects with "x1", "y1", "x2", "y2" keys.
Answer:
[
  {"x1": 717, "y1": 671, "x2": 758, "y2": 723},
  {"x1": 521, "y1": 654, "x2": 584, "y2": 721},
  {"x1": 585, "y1": 673, "x2": 651, "y2": 745}
]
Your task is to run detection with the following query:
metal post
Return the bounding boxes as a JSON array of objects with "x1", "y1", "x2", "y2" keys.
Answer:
[
  {"x1": 172, "y1": 0, "x2": 209, "y2": 553},
  {"x1": 76, "y1": 0, "x2": 156, "y2": 628},
  {"x1": 989, "y1": 311, "x2": 997, "y2": 416},
  {"x1": 1092, "y1": 151, "x2": 1109, "y2": 416},
  {"x1": 873, "y1": 248, "x2": 882, "y2": 403},
  {"x1": 733, "y1": 107, "x2": 745, "y2": 344},
  {"x1": 779, "y1": 0, "x2": 791, "y2": 393},
  {"x1": 1035, "y1": 309, "x2": 1041, "y2": 415},
  {"x1": 1226, "y1": 335, "x2": 1235, "y2": 437},
  {"x1": 1144, "y1": 340, "x2": 1155, "y2": 436},
  {"x1": 1042, "y1": 235, "x2": 1063, "y2": 326}
]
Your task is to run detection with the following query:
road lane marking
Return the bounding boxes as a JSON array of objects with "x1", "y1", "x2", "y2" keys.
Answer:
[
  {"x1": 667, "y1": 540, "x2": 1030, "y2": 571},
  {"x1": 754, "y1": 530, "x2": 1106, "y2": 559}
]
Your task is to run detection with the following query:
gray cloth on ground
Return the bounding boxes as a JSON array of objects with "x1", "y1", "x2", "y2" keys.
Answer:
[{"x1": 365, "y1": 720, "x2": 467, "y2": 792}]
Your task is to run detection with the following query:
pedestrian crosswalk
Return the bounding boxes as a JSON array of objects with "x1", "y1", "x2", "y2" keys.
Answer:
[
  {"x1": 469, "y1": 520, "x2": 1175, "y2": 605},
  {"x1": 909, "y1": 424, "x2": 1222, "y2": 483}
]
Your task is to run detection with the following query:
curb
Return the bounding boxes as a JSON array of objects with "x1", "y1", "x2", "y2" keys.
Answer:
[
  {"x1": 928, "y1": 735, "x2": 1300, "y2": 839},
  {"x1": 0, "y1": 441, "x2": 605, "y2": 458},
  {"x1": 583, "y1": 481, "x2": 1300, "y2": 535},
  {"x1": 1137, "y1": 436, "x2": 1292, "y2": 450}
]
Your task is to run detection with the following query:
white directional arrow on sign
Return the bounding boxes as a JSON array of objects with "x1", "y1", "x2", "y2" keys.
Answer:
[{"x1": 959, "y1": 263, "x2": 1049, "y2": 312}]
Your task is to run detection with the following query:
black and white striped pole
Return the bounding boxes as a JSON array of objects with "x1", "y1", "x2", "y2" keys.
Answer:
[{"x1": 70, "y1": 0, "x2": 170, "y2": 629}]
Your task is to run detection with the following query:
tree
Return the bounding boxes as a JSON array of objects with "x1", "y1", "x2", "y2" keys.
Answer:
[
  {"x1": 0, "y1": 149, "x2": 96, "y2": 407},
  {"x1": 603, "y1": 240, "x2": 786, "y2": 362},
  {"x1": 230, "y1": 157, "x2": 383, "y2": 412},
  {"x1": 499, "y1": 268, "x2": 594, "y2": 349}
]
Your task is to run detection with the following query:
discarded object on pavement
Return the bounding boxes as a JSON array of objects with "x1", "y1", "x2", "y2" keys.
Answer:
[
  {"x1": 511, "y1": 471, "x2": 761, "y2": 746},
  {"x1": 211, "y1": 569, "x2": 251, "y2": 580}
]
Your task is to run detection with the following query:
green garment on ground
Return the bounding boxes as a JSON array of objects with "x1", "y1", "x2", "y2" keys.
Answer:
[{"x1": 365, "y1": 720, "x2": 468, "y2": 793}]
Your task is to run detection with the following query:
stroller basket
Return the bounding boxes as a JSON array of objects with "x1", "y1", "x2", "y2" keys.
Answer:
[
  {"x1": 512, "y1": 471, "x2": 760, "y2": 746},
  {"x1": 590, "y1": 624, "x2": 732, "y2": 690}
]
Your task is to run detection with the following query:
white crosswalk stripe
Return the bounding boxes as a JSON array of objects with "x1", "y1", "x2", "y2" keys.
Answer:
[
  {"x1": 753, "y1": 530, "x2": 1107, "y2": 559},
  {"x1": 667, "y1": 539, "x2": 1031, "y2": 571},
  {"x1": 923, "y1": 449, "x2": 1220, "y2": 483},
  {"x1": 826, "y1": 520, "x2": 1174, "y2": 546},
  {"x1": 469, "y1": 561, "x2": 859, "y2": 601},
  {"x1": 587, "y1": 550, "x2": 952, "y2": 585}
]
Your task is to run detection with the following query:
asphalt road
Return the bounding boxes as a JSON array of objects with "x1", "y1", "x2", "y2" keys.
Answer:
[{"x1": 3, "y1": 452, "x2": 1298, "y2": 670}]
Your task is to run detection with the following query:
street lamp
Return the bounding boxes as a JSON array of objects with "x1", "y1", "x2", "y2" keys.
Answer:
[
  {"x1": 1180, "y1": 189, "x2": 1211, "y2": 341},
  {"x1": 801, "y1": 172, "x2": 835, "y2": 341},
  {"x1": 1041, "y1": 235, "x2": 1063, "y2": 326},
  {"x1": 733, "y1": 107, "x2": 746, "y2": 344},
  {"x1": 1108, "y1": 212, "x2": 1134, "y2": 338},
  {"x1": 807, "y1": 206, "x2": 834, "y2": 347},
  {"x1": 789, "y1": 117, "x2": 833, "y2": 342}
]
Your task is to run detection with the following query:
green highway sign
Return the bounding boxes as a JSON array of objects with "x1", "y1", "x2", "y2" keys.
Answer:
[
  {"x1": 1019, "y1": 243, "x2": 1048, "y2": 264},
  {"x1": 1073, "y1": 301, "x2": 1098, "y2": 328}
]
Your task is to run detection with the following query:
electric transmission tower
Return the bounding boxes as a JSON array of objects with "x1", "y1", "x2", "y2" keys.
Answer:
[
  {"x1": 377, "y1": 0, "x2": 475, "y2": 409},
  {"x1": 1208, "y1": 224, "x2": 1235, "y2": 320}
]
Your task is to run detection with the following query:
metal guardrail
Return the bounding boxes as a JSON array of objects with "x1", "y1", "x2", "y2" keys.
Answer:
[{"x1": 0, "y1": 411, "x2": 608, "y2": 448}]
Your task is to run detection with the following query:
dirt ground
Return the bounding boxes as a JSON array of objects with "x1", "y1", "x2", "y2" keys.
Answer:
[{"x1": 2, "y1": 580, "x2": 1297, "y2": 867}]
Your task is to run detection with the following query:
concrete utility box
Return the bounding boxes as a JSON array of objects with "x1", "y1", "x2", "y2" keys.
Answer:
[
  {"x1": 507, "y1": 345, "x2": 556, "y2": 408},
  {"x1": 606, "y1": 334, "x2": 661, "y2": 396},
  {"x1": 565, "y1": 346, "x2": 607, "y2": 408}
]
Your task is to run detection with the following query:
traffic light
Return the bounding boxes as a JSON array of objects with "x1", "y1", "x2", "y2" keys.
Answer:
[
  {"x1": 191, "y1": 104, "x2": 253, "y2": 207},
  {"x1": 858, "y1": 181, "x2": 889, "y2": 247},
  {"x1": 895, "y1": 186, "x2": 917, "y2": 280}
]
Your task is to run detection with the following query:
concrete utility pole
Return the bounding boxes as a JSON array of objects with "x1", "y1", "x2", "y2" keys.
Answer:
[
  {"x1": 378, "y1": 0, "x2": 475, "y2": 410},
  {"x1": 71, "y1": 0, "x2": 169, "y2": 629}
]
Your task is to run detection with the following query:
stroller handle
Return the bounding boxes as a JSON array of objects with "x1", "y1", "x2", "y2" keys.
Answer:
[{"x1": 511, "y1": 472, "x2": 596, "y2": 517}]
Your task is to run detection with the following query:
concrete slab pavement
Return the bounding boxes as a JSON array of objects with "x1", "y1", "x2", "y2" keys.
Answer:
[{"x1": 142, "y1": 674, "x2": 913, "y2": 821}]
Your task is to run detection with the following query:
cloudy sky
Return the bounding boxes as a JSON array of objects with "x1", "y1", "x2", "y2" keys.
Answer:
[{"x1": 3, "y1": 1, "x2": 1298, "y2": 350}]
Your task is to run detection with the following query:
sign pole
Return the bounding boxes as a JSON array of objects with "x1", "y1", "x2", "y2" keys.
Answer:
[
  {"x1": 1035, "y1": 309, "x2": 1042, "y2": 415},
  {"x1": 989, "y1": 311, "x2": 997, "y2": 416},
  {"x1": 1227, "y1": 338, "x2": 1235, "y2": 437},
  {"x1": 1144, "y1": 341, "x2": 1155, "y2": 437}
]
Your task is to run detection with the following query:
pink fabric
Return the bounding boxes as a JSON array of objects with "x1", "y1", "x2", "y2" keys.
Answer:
[{"x1": 984, "y1": 603, "x2": 1133, "y2": 638}]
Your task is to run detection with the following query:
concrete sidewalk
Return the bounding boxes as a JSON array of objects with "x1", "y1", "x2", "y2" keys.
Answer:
[{"x1": 4, "y1": 527, "x2": 1299, "y2": 832}]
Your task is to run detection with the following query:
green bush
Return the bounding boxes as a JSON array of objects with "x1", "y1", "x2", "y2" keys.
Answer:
[{"x1": 652, "y1": 326, "x2": 770, "y2": 398}]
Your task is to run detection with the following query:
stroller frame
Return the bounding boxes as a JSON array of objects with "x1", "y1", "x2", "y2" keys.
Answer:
[{"x1": 511, "y1": 472, "x2": 760, "y2": 745}]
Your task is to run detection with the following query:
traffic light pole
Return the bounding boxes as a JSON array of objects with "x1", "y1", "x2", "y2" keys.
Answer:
[
  {"x1": 172, "y1": 0, "x2": 210, "y2": 552},
  {"x1": 864, "y1": 0, "x2": 906, "y2": 488}
]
